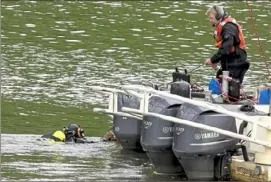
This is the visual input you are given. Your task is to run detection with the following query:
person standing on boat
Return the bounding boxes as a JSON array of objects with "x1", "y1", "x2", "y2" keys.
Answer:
[{"x1": 204, "y1": 5, "x2": 250, "y2": 84}]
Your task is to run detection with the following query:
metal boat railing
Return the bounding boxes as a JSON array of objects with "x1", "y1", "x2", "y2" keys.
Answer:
[
  {"x1": 89, "y1": 86, "x2": 143, "y2": 120},
  {"x1": 90, "y1": 84, "x2": 271, "y2": 149}
]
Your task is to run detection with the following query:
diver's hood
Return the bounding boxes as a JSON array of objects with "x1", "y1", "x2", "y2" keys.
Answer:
[{"x1": 68, "y1": 124, "x2": 80, "y2": 131}]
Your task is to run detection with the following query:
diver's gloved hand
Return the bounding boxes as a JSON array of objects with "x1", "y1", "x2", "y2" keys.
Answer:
[{"x1": 74, "y1": 137, "x2": 97, "y2": 143}]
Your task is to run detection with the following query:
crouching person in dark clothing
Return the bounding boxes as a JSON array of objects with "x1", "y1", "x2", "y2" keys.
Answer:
[{"x1": 204, "y1": 5, "x2": 250, "y2": 85}]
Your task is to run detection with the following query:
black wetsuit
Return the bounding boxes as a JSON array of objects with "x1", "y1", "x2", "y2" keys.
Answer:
[
  {"x1": 41, "y1": 131, "x2": 95, "y2": 143},
  {"x1": 66, "y1": 134, "x2": 95, "y2": 143},
  {"x1": 210, "y1": 15, "x2": 250, "y2": 84}
]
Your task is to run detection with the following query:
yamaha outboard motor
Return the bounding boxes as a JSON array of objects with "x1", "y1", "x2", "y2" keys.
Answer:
[
  {"x1": 140, "y1": 81, "x2": 190, "y2": 174},
  {"x1": 172, "y1": 103, "x2": 239, "y2": 180},
  {"x1": 113, "y1": 93, "x2": 143, "y2": 151}
]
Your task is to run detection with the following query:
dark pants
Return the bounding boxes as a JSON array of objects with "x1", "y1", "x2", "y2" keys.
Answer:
[
  {"x1": 216, "y1": 49, "x2": 250, "y2": 84},
  {"x1": 216, "y1": 64, "x2": 249, "y2": 84}
]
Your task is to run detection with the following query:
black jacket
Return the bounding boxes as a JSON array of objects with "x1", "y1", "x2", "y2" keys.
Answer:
[{"x1": 210, "y1": 17, "x2": 247, "y2": 69}]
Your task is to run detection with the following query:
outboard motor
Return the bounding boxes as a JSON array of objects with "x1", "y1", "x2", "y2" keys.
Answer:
[
  {"x1": 140, "y1": 81, "x2": 190, "y2": 174},
  {"x1": 172, "y1": 103, "x2": 239, "y2": 181},
  {"x1": 113, "y1": 93, "x2": 143, "y2": 151}
]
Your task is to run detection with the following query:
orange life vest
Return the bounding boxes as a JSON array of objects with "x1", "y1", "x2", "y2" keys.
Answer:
[{"x1": 213, "y1": 17, "x2": 246, "y2": 53}]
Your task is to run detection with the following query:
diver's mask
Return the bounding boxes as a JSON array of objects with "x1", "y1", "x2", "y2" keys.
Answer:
[
  {"x1": 63, "y1": 127, "x2": 75, "y2": 136},
  {"x1": 77, "y1": 128, "x2": 85, "y2": 138},
  {"x1": 63, "y1": 124, "x2": 85, "y2": 138}
]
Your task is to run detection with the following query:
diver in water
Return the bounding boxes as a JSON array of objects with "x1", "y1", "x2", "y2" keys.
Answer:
[
  {"x1": 41, "y1": 124, "x2": 119, "y2": 144},
  {"x1": 41, "y1": 124, "x2": 94, "y2": 143}
]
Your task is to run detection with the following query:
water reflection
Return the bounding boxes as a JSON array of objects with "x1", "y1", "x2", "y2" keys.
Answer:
[
  {"x1": 2, "y1": 1, "x2": 271, "y2": 108},
  {"x1": 1, "y1": 134, "x2": 155, "y2": 181}
]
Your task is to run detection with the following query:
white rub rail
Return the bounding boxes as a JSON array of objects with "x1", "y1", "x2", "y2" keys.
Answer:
[
  {"x1": 90, "y1": 85, "x2": 271, "y2": 149},
  {"x1": 89, "y1": 86, "x2": 143, "y2": 120},
  {"x1": 121, "y1": 85, "x2": 271, "y2": 149},
  {"x1": 122, "y1": 85, "x2": 271, "y2": 130}
]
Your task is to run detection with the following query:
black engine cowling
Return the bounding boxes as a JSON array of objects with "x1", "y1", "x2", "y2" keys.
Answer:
[
  {"x1": 172, "y1": 68, "x2": 190, "y2": 83},
  {"x1": 172, "y1": 102, "x2": 238, "y2": 180}
]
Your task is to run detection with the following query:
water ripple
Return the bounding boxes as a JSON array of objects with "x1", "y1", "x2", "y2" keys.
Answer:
[
  {"x1": 1, "y1": 1, "x2": 271, "y2": 106},
  {"x1": 1, "y1": 134, "x2": 151, "y2": 181}
]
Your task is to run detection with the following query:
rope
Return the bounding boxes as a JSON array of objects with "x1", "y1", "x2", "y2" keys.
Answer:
[{"x1": 245, "y1": 0, "x2": 270, "y2": 78}]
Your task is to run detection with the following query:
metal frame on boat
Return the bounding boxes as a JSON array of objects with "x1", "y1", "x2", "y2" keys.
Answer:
[{"x1": 90, "y1": 70, "x2": 271, "y2": 181}]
